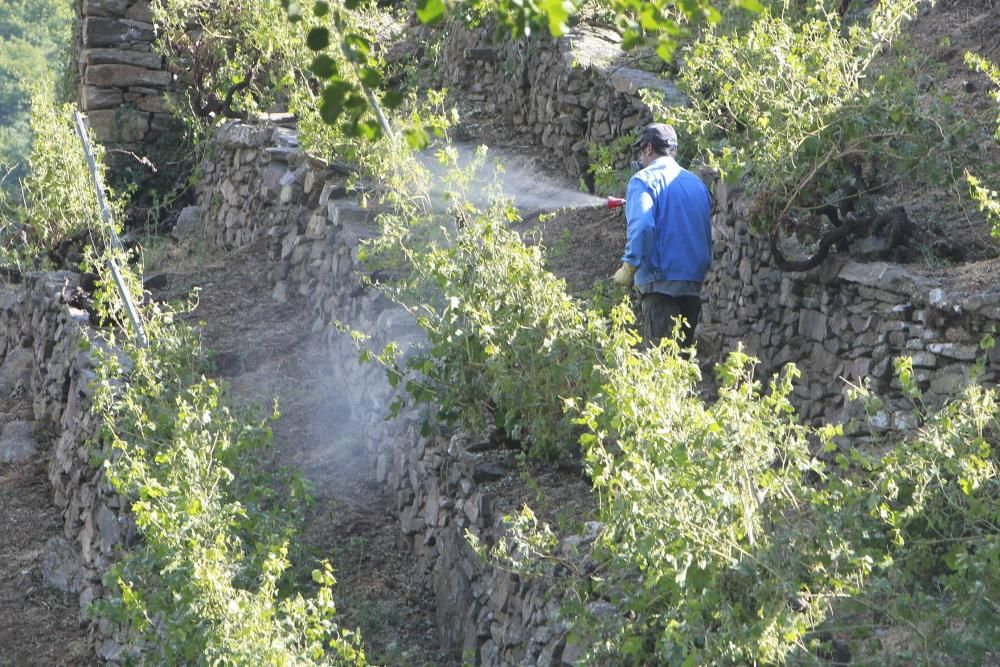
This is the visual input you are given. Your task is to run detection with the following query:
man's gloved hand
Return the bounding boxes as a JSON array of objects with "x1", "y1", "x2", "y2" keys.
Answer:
[{"x1": 612, "y1": 262, "x2": 637, "y2": 287}]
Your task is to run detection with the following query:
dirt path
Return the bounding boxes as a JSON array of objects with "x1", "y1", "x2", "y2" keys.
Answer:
[
  {"x1": 150, "y1": 239, "x2": 454, "y2": 666},
  {"x1": 0, "y1": 393, "x2": 91, "y2": 667}
]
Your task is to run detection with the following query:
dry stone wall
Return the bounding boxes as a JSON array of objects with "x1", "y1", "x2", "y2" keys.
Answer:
[
  {"x1": 0, "y1": 274, "x2": 135, "y2": 662},
  {"x1": 437, "y1": 19, "x2": 1000, "y2": 432},
  {"x1": 701, "y1": 193, "x2": 1000, "y2": 431},
  {"x1": 434, "y1": 20, "x2": 684, "y2": 180},
  {"x1": 190, "y1": 120, "x2": 595, "y2": 665},
  {"x1": 77, "y1": 0, "x2": 174, "y2": 145}
]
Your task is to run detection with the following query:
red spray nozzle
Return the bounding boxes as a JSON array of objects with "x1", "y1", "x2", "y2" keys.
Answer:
[{"x1": 606, "y1": 196, "x2": 626, "y2": 210}]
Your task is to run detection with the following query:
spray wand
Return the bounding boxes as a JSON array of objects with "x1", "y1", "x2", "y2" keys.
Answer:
[{"x1": 605, "y1": 196, "x2": 626, "y2": 210}]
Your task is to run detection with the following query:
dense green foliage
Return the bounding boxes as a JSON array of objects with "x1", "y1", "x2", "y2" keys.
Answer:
[
  {"x1": 88, "y1": 303, "x2": 367, "y2": 665},
  {"x1": 0, "y1": 0, "x2": 73, "y2": 183},
  {"x1": 369, "y1": 172, "x2": 610, "y2": 456},
  {"x1": 7, "y1": 0, "x2": 1000, "y2": 663},
  {"x1": 8, "y1": 95, "x2": 368, "y2": 664},
  {"x1": 965, "y1": 52, "x2": 1000, "y2": 238},
  {"x1": 0, "y1": 85, "x2": 124, "y2": 269},
  {"x1": 653, "y1": 0, "x2": 977, "y2": 232}
]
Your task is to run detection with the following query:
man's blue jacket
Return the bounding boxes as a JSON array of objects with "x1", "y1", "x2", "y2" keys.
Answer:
[{"x1": 622, "y1": 156, "x2": 712, "y2": 287}]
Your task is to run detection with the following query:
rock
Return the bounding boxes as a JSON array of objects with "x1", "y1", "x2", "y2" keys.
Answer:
[
  {"x1": 538, "y1": 635, "x2": 566, "y2": 666},
  {"x1": 0, "y1": 347, "x2": 32, "y2": 398},
  {"x1": 82, "y1": 17, "x2": 155, "y2": 48},
  {"x1": 125, "y1": 0, "x2": 154, "y2": 22},
  {"x1": 135, "y1": 94, "x2": 169, "y2": 113},
  {"x1": 81, "y1": 48, "x2": 162, "y2": 69},
  {"x1": 272, "y1": 281, "x2": 289, "y2": 303},
  {"x1": 929, "y1": 365, "x2": 970, "y2": 396},
  {"x1": 41, "y1": 537, "x2": 84, "y2": 593},
  {"x1": 82, "y1": 0, "x2": 128, "y2": 17},
  {"x1": 473, "y1": 462, "x2": 507, "y2": 483},
  {"x1": 83, "y1": 64, "x2": 173, "y2": 88},
  {"x1": 81, "y1": 85, "x2": 124, "y2": 110},
  {"x1": 97, "y1": 639, "x2": 123, "y2": 662},
  {"x1": 798, "y1": 309, "x2": 828, "y2": 342},
  {"x1": 0, "y1": 421, "x2": 38, "y2": 463},
  {"x1": 927, "y1": 342, "x2": 978, "y2": 361},
  {"x1": 85, "y1": 108, "x2": 150, "y2": 143},
  {"x1": 142, "y1": 273, "x2": 169, "y2": 290},
  {"x1": 172, "y1": 206, "x2": 203, "y2": 240}
]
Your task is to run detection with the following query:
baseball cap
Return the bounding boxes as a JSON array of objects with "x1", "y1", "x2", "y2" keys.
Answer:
[{"x1": 633, "y1": 123, "x2": 678, "y2": 151}]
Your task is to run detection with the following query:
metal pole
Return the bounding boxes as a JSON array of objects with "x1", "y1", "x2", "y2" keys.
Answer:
[
  {"x1": 106, "y1": 258, "x2": 149, "y2": 349},
  {"x1": 73, "y1": 111, "x2": 148, "y2": 348},
  {"x1": 362, "y1": 83, "x2": 396, "y2": 141},
  {"x1": 73, "y1": 112, "x2": 125, "y2": 252}
]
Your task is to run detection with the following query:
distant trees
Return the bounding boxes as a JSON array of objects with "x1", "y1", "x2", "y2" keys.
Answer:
[{"x1": 0, "y1": 0, "x2": 74, "y2": 185}]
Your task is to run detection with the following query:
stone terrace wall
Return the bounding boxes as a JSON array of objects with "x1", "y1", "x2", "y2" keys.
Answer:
[
  {"x1": 701, "y1": 193, "x2": 1000, "y2": 429},
  {"x1": 77, "y1": 0, "x2": 173, "y2": 144},
  {"x1": 435, "y1": 20, "x2": 1000, "y2": 431},
  {"x1": 191, "y1": 121, "x2": 588, "y2": 665},
  {"x1": 434, "y1": 20, "x2": 685, "y2": 179},
  {"x1": 0, "y1": 274, "x2": 135, "y2": 662}
]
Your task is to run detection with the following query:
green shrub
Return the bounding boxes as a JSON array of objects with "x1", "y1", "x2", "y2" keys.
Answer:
[
  {"x1": 84, "y1": 252, "x2": 366, "y2": 665},
  {"x1": 17, "y1": 83, "x2": 121, "y2": 254},
  {"x1": 652, "y1": 1, "x2": 973, "y2": 232}
]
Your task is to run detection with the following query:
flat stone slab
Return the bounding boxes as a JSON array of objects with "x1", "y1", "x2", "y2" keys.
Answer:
[
  {"x1": 41, "y1": 536, "x2": 84, "y2": 593},
  {"x1": 0, "y1": 347, "x2": 32, "y2": 398},
  {"x1": 561, "y1": 27, "x2": 686, "y2": 106},
  {"x1": 0, "y1": 420, "x2": 39, "y2": 464},
  {"x1": 837, "y1": 260, "x2": 941, "y2": 299}
]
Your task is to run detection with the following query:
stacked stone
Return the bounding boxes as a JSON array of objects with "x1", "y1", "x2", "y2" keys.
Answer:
[
  {"x1": 193, "y1": 121, "x2": 424, "y2": 455},
  {"x1": 78, "y1": 0, "x2": 173, "y2": 144},
  {"x1": 383, "y1": 431, "x2": 595, "y2": 666},
  {"x1": 193, "y1": 122, "x2": 602, "y2": 664},
  {"x1": 436, "y1": 21, "x2": 684, "y2": 178},
  {"x1": 0, "y1": 273, "x2": 135, "y2": 662},
  {"x1": 190, "y1": 114, "x2": 1000, "y2": 664},
  {"x1": 701, "y1": 185, "x2": 1000, "y2": 430}
]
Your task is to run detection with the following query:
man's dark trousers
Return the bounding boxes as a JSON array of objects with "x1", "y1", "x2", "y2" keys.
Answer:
[{"x1": 640, "y1": 293, "x2": 700, "y2": 349}]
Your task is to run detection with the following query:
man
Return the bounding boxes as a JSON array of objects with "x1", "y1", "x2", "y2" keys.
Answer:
[{"x1": 612, "y1": 123, "x2": 712, "y2": 349}]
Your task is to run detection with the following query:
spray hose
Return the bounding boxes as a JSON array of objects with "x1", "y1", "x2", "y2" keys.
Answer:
[{"x1": 606, "y1": 196, "x2": 626, "y2": 210}]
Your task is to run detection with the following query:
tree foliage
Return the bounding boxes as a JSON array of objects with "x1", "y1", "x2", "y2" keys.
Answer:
[
  {"x1": 644, "y1": 0, "x2": 982, "y2": 267},
  {"x1": 0, "y1": 0, "x2": 73, "y2": 181}
]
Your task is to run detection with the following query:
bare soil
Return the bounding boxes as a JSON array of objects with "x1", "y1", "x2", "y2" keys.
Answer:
[{"x1": 0, "y1": 394, "x2": 91, "y2": 667}]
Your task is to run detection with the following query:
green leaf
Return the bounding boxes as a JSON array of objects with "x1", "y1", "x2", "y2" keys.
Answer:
[
  {"x1": 382, "y1": 89, "x2": 404, "y2": 108},
  {"x1": 306, "y1": 26, "x2": 330, "y2": 51},
  {"x1": 416, "y1": 0, "x2": 445, "y2": 25},
  {"x1": 310, "y1": 54, "x2": 337, "y2": 78},
  {"x1": 404, "y1": 127, "x2": 429, "y2": 150},
  {"x1": 656, "y1": 37, "x2": 677, "y2": 63},
  {"x1": 319, "y1": 80, "x2": 352, "y2": 124},
  {"x1": 539, "y1": 0, "x2": 571, "y2": 36},
  {"x1": 313, "y1": 1, "x2": 330, "y2": 16},
  {"x1": 359, "y1": 66, "x2": 383, "y2": 87},
  {"x1": 355, "y1": 118, "x2": 381, "y2": 140},
  {"x1": 342, "y1": 33, "x2": 371, "y2": 62}
]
